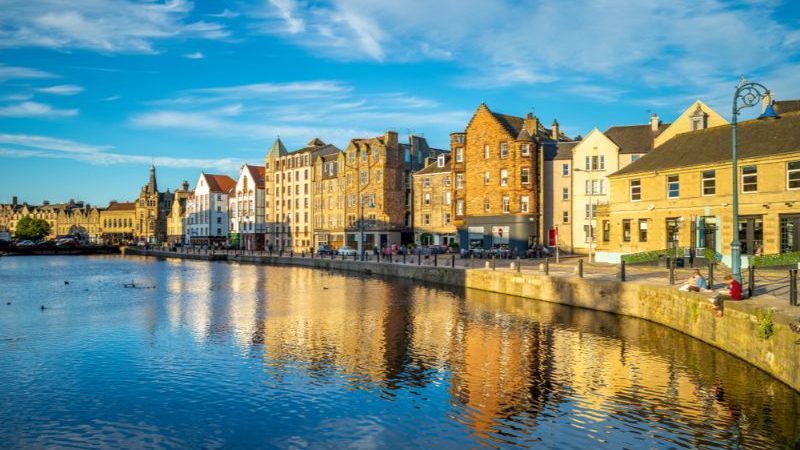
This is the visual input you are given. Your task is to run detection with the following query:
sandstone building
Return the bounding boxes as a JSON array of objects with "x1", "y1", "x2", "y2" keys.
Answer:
[{"x1": 412, "y1": 154, "x2": 457, "y2": 245}]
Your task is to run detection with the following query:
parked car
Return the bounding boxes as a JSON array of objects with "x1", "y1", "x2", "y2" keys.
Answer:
[
  {"x1": 337, "y1": 246, "x2": 357, "y2": 256},
  {"x1": 317, "y1": 244, "x2": 336, "y2": 256},
  {"x1": 16, "y1": 240, "x2": 35, "y2": 247}
]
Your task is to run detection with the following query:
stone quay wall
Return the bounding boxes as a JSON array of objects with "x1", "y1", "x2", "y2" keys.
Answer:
[{"x1": 124, "y1": 247, "x2": 800, "y2": 392}]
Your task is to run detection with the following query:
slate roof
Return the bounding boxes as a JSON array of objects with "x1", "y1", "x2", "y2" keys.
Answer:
[
  {"x1": 204, "y1": 174, "x2": 237, "y2": 193},
  {"x1": 604, "y1": 123, "x2": 670, "y2": 154},
  {"x1": 612, "y1": 111, "x2": 800, "y2": 177},
  {"x1": 546, "y1": 141, "x2": 579, "y2": 161},
  {"x1": 266, "y1": 138, "x2": 288, "y2": 159},
  {"x1": 414, "y1": 155, "x2": 451, "y2": 175},
  {"x1": 775, "y1": 100, "x2": 800, "y2": 114},
  {"x1": 105, "y1": 202, "x2": 136, "y2": 211}
]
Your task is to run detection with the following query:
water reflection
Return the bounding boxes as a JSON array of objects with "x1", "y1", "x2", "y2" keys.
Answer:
[{"x1": 0, "y1": 255, "x2": 798, "y2": 449}]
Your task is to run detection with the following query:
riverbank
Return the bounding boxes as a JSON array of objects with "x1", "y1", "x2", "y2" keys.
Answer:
[
  {"x1": 124, "y1": 247, "x2": 800, "y2": 392},
  {"x1": 0, "y1": 245, "x2": 120, "y2": 256}
]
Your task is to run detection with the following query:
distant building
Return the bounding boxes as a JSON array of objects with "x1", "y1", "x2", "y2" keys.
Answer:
[
  {"x1": 134, "y1": 165, "x2": 173, "y2": 244},
  {"x1": 185, "y1": 172, "x2": 236, "y2": 247},
  {"x1": 312, "y1": 145, "x2": 346, "y2": 249},
  {"x1": 0, "y1": 197, "x2": 98, "y2": 241},
  {"x1": 166, "y1": 181, "x2": 192, "y2": 245},
  {"x1": 412, "y1": 154, "x2": 456, "y2": 245},
  {"x1": 229, "y1": 164, "x2": 266, "y2": 250},
  {"x1": 100, "y1": 202, "x2": 136, "y2": 244}
]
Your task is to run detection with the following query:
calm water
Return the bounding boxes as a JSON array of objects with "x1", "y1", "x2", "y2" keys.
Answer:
[{"x1": 0, "y1": 256, "x2": 798, "y2": 449}]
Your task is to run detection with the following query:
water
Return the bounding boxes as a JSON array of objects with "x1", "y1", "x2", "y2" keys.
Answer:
[{"x1": 0, "y1": 256, "x2": 798, "y2": 449}]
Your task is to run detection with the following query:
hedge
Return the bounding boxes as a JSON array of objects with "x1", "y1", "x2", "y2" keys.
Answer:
[
  {"x1": 750, "y1": 251, "x2": 800, "y2": 267},
  {"x1": 621, "y1": 247, "x2": 689, "y2": 264}
]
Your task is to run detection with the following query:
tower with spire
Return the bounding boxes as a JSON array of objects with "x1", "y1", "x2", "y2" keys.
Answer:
[{"x1": 134, "y1": 164, "x2": 173, "y2": 244}]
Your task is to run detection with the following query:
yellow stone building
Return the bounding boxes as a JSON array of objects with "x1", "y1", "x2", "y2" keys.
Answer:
[
  {"x1": 134, "y1": 165, "x2": 173, "y2": 244},
  {"x1": 166, "y1": 181, "x2": 192, "y2": 245},
  {"x1": 57, "y1": 206, "x2": 102, "y2": 242},
  {"x1": 100, "y1": 202, "x2": 136, "y2": 244},
  {"x1": 312, "y1": 147, "x2": 346, "y2": 249},
  {"x1": 595, "y1": 109, "x2": 800, "y2": 266},
  {"x1": 412, "y1": 154, "x2": 456, "y2": 245},
  {"x1": 0, "y1": 198, "x2": 101, "y2": 241}
]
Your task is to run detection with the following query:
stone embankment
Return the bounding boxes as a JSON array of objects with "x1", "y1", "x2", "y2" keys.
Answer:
[{"x1": 124, "y1": 247, "x2": 800, "y2": 392}]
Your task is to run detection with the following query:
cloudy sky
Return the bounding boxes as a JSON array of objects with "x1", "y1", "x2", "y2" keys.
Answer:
[{"x1": 1, "y1": 0, "x2": 799, "y2": 205}]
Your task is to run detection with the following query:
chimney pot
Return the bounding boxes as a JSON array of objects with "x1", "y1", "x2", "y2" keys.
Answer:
[{"x1": 650, "y1": 113, "x2": 660, "y2": 131}]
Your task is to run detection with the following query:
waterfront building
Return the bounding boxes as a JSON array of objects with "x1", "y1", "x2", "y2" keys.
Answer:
[
  {"x1": 185, "y1": 172, "x2": 236, "y2": 247},
  {"x1": 166, "y1": 181, "x2": 192, "y2": 245},
  {"x1": 229, "y1": 164, "x2": 266, "y2": 250},
  {"x1": 265, "y1": 137, "x2": 338, "y2": 253},
  {"x1": 312, "y1": 147, "x2": 346, "y2": 249},
  {"x1": 134, "y1": 165, "x2": 174, "y2": 244},
  {"x1": 0, "y1": 197, "x2": 97, "y2": 240},
  {"x1": 451, "y1": 104, "x2": 563, "y2": 254},
  {"x1": 412, "y1": 154, "x2": 457, "y2": 245},
  {"x1": 401, "y1": 135, "x2": 449, "y2": 238},
  {"x1": 341, "y1": 131, "x2": 407, "y2": 253},
  {"x1": 595, "y1": 106, "x2": 800, "y2": 265},
  {"x1": 542, "y1": 100, "x2": 727, "y2": 255},
  {"x1": 100, "y1": 202, "x2": 136, "y2": 244},
  {"x1": 56, "y1": 205, "x2": 102, "y2": 242}
]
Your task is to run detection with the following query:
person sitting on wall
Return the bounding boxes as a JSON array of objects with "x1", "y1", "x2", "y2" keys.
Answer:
[
  {"x1": 679, "y1": 269, "x2": 708, "y2": 292},
  {"x1": 717, "y1": 274, "x2": 742, "y2": 301}
]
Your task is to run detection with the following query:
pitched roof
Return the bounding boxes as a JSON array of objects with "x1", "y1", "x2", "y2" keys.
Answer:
[
  {"x1": 492, "y1": 112, "x2": 524, "y2": 137},
  {"x1": 546, "y1": 141, "x2": 579, "y2": 161},
  {"x1": 612, "y1": 111, "x2": 800, "y2": 177},
  {"x1": 307, "y1": 137, "x2": 326, "y2": 147},
  {"x1": 775, "y1": 100, "x2": 800, "y2": 115},
  {"x1": 415, "y1": 155, "x2": 451, "y2": 175},
  {"x1": 245, "y1": 164, "x2": 266, "y2": 188},
  {"x1": 203, "y1": 174, "x2": 237, "y2": 193},
  {"x1": 105, "y1": 202, "x2": 136, "y2": 211},
  {"x1": 604, "y1": 123, "x2": 669, "y2": 154},
  {"x1": 266, "y1": 137, "x2": 288, "y2": 159}
]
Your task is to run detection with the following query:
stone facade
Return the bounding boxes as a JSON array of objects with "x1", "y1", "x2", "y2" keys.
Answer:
[
  {"x1": 412, "y1": 154, "x2": 456, "y2": 245},
  {"x1": 134, "y1": 165, "x2": 173, "y2": 244},
  {"x1": 100, "y1": 202, "x2": 136, "y2": 244},
  {"x1": 452, "y1": 104, "x2": 561, "y2": 254},
  {"x1": 312, "y1": 148, "x2": 346, "y2": 249},
  {"x1": 166, "y1": 181, "x2": 192, "y2": 245},
  {"x1": 0, "y1": 198, "x2": 99, "y2": 241},
  {"x1": 57, "y1": 206, "x2": 102, "y2": 241}
]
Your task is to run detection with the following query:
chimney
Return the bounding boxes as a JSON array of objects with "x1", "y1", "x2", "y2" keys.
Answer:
[
  {"x1": 650, "y1": 113, "x2": 660, "y2": 131},
  {"x1": 524, "y1": 113, "x2": 539, "y2": 135},
  {"x1": 551, "y1": 119, "x2": 560, "y2": 140},
  {"x1": 12, "y1": 196, "x2": 17, "y2": 207},
  {"x1": 384, "y1": 130, "x2": 398, "y2": 149},
  {"x1": 182, "y1": 180, "x2": 189, "y2": 192},
  {"x1": 423, "y1": 157, "x2": 432, "y2": 167}
]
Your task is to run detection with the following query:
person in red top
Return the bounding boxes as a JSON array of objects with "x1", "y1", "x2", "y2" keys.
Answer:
[{"x1": 720, "y1": 274, "x2": 742, "y2": 300}]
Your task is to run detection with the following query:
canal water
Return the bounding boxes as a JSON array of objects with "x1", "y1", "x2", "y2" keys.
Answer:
[{"x1": 0, "y1": 256, "x2": 798, "y2": 449}]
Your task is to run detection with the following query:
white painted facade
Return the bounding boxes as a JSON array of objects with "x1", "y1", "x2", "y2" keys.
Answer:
[{"x1": 185, "y1": 172, "x2": 235, "y2": 246}]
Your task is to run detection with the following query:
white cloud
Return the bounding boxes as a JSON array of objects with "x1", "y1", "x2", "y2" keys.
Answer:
[
  {"x1": 103, "y1": 95, "x2": 121, "y2": 101},
  {"x1": 0, "y1": 0, "x2": 230, "y2": 53},
  {"x1": 0, "y1": 133, "x2": 242, "y2": 171},
  {"x1": 0, "y1": 101, "x2": 78, "y2": 118},
  {"x1": 184, "y1": 51, "x2": 205, "y2": 59},
  {"x1": 0, "y1": 64, "x2": 57, "y2": 81},
  {"x1": 208, "y1": 9, "x2": 239, "y2": 19},
  {"x1": 35, "y1": 84, "x2": 84, "y2": 95}
]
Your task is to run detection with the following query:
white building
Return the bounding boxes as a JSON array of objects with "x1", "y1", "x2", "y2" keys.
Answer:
[
  {"x1": 229, "y1": 164, "x2": 266, "y2": 250},
  {"x1": 185, "y1": 172, "x2": 236, "y2": 247}
]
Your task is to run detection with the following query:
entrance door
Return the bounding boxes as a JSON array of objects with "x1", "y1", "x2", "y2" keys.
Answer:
[
  {"x1": 697, "y1": 216, "x2": 717, "y2": 253},
  {"x1": 780, "y1": 214, "x2": 800, "y2": 253},
  {"x1": 738, "y1": 216, "x2": 763, "y2": 255}
]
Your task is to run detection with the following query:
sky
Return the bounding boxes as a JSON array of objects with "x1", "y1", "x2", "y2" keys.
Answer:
[{"x1": 1, "y1": 0, "x2": 799, "y2": 206}]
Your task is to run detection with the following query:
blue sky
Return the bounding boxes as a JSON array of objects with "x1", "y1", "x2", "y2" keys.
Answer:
[{"x1": 1, "y1": 0, "x2": 799, "y2": 205}]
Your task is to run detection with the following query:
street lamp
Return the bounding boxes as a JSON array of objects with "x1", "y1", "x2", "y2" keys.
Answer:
[{"x1": 730, "y1": 77, "x2": 779, "y2": 281}]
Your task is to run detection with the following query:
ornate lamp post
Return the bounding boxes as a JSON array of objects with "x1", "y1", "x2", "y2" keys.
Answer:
[{"x1": 730, "y1": 77, "x2": 778, "y2": 281}]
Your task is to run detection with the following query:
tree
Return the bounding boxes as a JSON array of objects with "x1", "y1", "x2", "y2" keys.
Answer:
[{"x1": 15, "y1": 216, "x2": 51, "y2": 241}]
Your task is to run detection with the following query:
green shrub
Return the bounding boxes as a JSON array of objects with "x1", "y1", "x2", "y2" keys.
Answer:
[
  {"x1": 703, "y1": 247, "x2": 721, "y2": 262},
  {"x1": 751, "y1": 251, "x2": 800, "y2": 267},
  {"x1": 756, "y1": 309, "x2": 775, "y2": 340},
  {"x1": 621, "y1": 247, "x2": 689, "y2": 264}
]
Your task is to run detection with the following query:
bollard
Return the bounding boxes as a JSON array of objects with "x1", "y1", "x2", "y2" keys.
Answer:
[
  {"x1": 451, "y1": 254, "x2": 455, "y2": 268},
  {"x1": 434, "y1": 253, "x2": 438, "y2": 267},
  {"x1": 578, "y1": 258, "x2": 584, "y2": 278},
  {"x1": 403, "y1": 252, "x2": 406, "y2": 264},
  {"x1": 544, "y1": 257, "x2": 549, "y2": 275},
  {"x1": 517, "y1": 256, "x2": 521, "y2": 273},
  {"x1": 470, "y1": 254, "x2": 474, "y2": 269},
  {"x1": 620, "y1": 260, "x2": 626, "y2": 282},
  {"x1": 747, "y1": 265, "x2": 755, "y2": 298},
  {"x1": 790, "y1": 269, "x2": 798, "y2": 306},
  {"x1": 491, "y1": 254, "x2": 496, "y2": 271},
  {"x1": 669, "y1": 259, "x2": 676, "y2": 285},
  {"x1": 418, "y1": 254, "x2": 421, "y2": 266},
  {"x1": 290, "y1": 250, "x2": 293, "y2": 258},
  {"x1": 708, "y1": 262, "x2": 714, "y2": 288}
]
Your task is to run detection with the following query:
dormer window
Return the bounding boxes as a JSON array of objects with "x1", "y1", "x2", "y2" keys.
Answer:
[
  {"x1": 437, "y1": 154, "x2": 445, "y2": 167},
  {"x1": 690, "y1": 105, "x2": 708, "y2": 131}
]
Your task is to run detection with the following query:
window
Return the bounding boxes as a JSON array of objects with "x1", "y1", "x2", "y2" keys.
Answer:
[
  {"x1": 562, "y1": 187, "x2": 569, "y2": 200},
  {"x1": 456, "y1": 173, "x2": 464, "y2": 189},
  {"x1": 599, "y1": 155, "x2": 605, "y2": 170},
  {"x1": 562, "y1": 210, "x2": 569, "y2": 223},
  {"x1": 585, "y1": 203, "x2": 597, "y2": 219},
  {"x1": 373, "y1": 147, "x2": 380, "y2": 161},
  {"x1": 502, "y1": 196, "x2": 510, "y2": 213},
  {"x1": 702, "y1": 170, "x2": 716, "y2": 195},
  {"x1": 584, "y1": 225, "x2": 595, "y2": 242},
  {"x1": 667, "y1": 175, "x2": 679, "y2": 198},
  {"x1": 437, "y1": 154, "x2": 446, "y2": 167},
  {"x1": 789, "y1": 161, "x2": 800, "y2": 189},
  {"x1": 500, "y1": 143, "x2": 508, "y2": 159},
  {"x1": 423, "y1": 214, "x2": 430, "y2": 225},
  {"x1": 631, "y1": 155, "x2": 641, "y2": 162},
  {"x1": 742, "y1": 165, "x2": 757, "y2": 192},
  {"x1": 602, "y1": 221, "x2": 610, "y2": 242},
  {"x1": 423, "y1": 177, "x2": 432, "y2": 188},
  {"x1": 622, "y1": 220, "x2": 631, "y2": 242},
  {"x1": 520, "y1": 144, "x2": 530, "y2": 156},
  {"x1": 456, "y1": 199, "x2": 464, "y2": 216},
  {"x1": 444, "y1": 213, "x2": 452, "y2": 225},
  {"x1": 484, "y1": 171, "x2": 490, "y2": 184},
  {"x1": 484, "y1": 198, "x2": 490, "y2": 212},
  {"x1": 638, "y1": 219, "x2": 648, "y2": 242},
  {"x1": 361, "y1": 149, "x2": 367, "y2": 162},
  {"x1": 630, "y1": 179, "x2": 641, "y2": 201},
  {"x1": 444, "y1": 191, "x2": 451, "y2": 205},
  {"x1": 376, "y1": 170, "x2": 381, "y2": 182},
  {"x1": 455, "y1": 147, "x2": 464, "y2": 163},
  {"x1": 360, "y1": 170, "x2": 369, "y2": 184},
  {"x1": 500, "y1": 169, "x2": 508, "y2": 186},
  {"x1": 562, "y1": 164, "x2": 569, "y2": 176},
  {"x1": 585, "y1": 156, "x2": 591, "y2": 170},
  {"x1": 456, "y1": 134, "x2": 465, "y2": 144},
  {"x1": 520, "y1": 196, "x2": 529, "y2": 213},
  {"x1": 521, "y1": 168, "x2": 530, "y2": 184},
  {"x1": 424, "y1": 193, "x2": 431, "y2": 206},
  {"x1": 484, "y1": 144, "x2": 490, "y2": 159}
]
